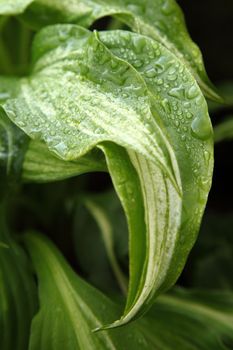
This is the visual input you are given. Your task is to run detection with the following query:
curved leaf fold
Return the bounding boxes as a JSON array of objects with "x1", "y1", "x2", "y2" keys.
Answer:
[{"x1": 3, "y1": 24, "x2": 213, "y2": 326}]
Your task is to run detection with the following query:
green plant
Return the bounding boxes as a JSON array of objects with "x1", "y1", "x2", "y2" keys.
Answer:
[{"x1": 0, "y1": 1, "x2": 233, "y2": 349}]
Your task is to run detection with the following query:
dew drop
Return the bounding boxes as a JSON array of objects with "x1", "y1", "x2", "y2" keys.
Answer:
[
  {"x1": 134, "y1": 59, "x2": 143, "y2": 68},
  {"x1": 186, "y1": 112, "x2": 193, "y2": 119},
  {"x1": 191, "y1": 115, "x2": 212, "y2": 140},
  {"x1": 168, "y1": 86, "x2": 184, "y2": 99},
  {"x1": 161, "y1": 0, "x2": 174, "y2": 15},
  {"x1": 157, "y1": 78, "x2": 163, "y2": 85},
  {"x1": 168, "y1": 66, "x2": 176, "y2": 75},
  {"x1": 167, "y1": 66, "x2": 177, "y2": 81},
  {"x1": 204, "y1": 150, "x2": 211, "y2": 163},
  {"x1": 195, "y1": 96, "x2": 203, "y2": 106},
  {"x1": 18, "y1": 120, "x2": 26, "y2": 127},
  {"x1": 186, "y1": 85, "x2": 199, "y2": 99},
  {"x1": 154, "y1": 63, "x2": 164, "y2": 74},
  {"x1": 167, "y1": 73, "x2": 177, "y2": 81},
  {"x1": 145, "y1": 68, "x2": 157, "y2": 78},
  {"x1": 181, "y1": 134, "x2": 186, "y2": 141},
  {"x1": 49, "y1": 130, "x2": 56, "y2": 137},
  {"x1": 161, "y1": 98, "x2": 171, "y2": 113}
]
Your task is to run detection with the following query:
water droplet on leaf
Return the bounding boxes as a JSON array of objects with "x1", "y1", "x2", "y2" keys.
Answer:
[
  {"x1": 191, "y1": 115, "x2": 212, "y2": 140},
  {"x1": 186, "y1": 85, "x2": 199, "y2": 99}
]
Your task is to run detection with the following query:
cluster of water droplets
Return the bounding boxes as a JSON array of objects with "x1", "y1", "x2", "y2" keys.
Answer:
[{"x1": 101, "y1": 30, "x2": 213, "y2": 203}]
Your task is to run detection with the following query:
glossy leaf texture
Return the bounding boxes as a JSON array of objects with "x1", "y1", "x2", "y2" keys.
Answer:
[
  {"x1": 3, "y1": 24, "x2": 213, "y2": 326},
  {"x1": 0, "y1": 0, "x2": 33, "y2": 15},
  {"x1": 24, "y1": 232, "x2": 233, "y2": 350},
  {"x1": 21, "y1": 0, "x2": 220, "y2": 101},
  {"x1": 0, "y1": 76, "x2": 107, "y2": 182}
]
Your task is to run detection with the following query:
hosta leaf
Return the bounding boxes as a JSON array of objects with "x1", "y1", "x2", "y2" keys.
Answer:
[
  {"x1": 22, "y1": 0, "x2": 220, "y2": 101},
  {"x1": 190, "y1": 212, "x2": 233, "y2": 290},
  {"x1": 0, "y1": 76, "x2": 107, "y2": 182},
  {"x1": 82, "y1": 193, "x2": 128, "y2": 294},
  {"x1": 24, "y1": 232, "x2": 233, "y2": 350},
  {"x1": 208, "y1": 81, "x2": 233, "y2": 114},
  {"x1": 143, "y1": 289, "x2": 233, "y2": 350},
  {"x1": 72, "y1": 196, "x2": 126, "y2": 294},
  {"x1": 99, "y1": 30, "x2": 214, "y2": 324},
  {"x1": 0, "y1": 0, "x2": 33, "y2": 15},
  {"x1": 23, "y1": 139, "x2": 107, "y2": 182},
  {"x1": 214, "y1": 117, "x2": 233, "y2": 143},
  {"x1": 4, "y1": 25, "x2": 213, "y2": 326},
  {"x1": 23, "y1": 232, "x2": 149, "y2": 350},
  {"x1": 0, "y1": 205, "x2": 38, "y2": 350}
]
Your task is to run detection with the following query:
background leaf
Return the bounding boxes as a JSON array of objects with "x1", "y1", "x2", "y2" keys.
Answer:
[
  {"x1": 72, "y1": 191, "x2": 128, "y2": 295},
  {"x1": 214, "y1": 117, "x2": 233, "y2": 143},
  {"x1": 0, "y1": 205, "x2": 38, "y2": 350},
  {"x1": 24, "y1": 232, "x2": 233, "y2": 350},
  {"x1": 23, "y1": 232, "x2": 149, "y2": 350},
  {"x1": 143, "y1": 288, "x2": 233, "y2": 350}
]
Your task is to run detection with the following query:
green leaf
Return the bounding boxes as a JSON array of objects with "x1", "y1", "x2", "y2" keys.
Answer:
[
  {"x1": 82, "y1": 192, "x2": 128, "y2": 294},
  {"x1": 0, "y1": 204, "x2": 38, "y2": 350},
  {"x1": 0, "y1": 76, "x2": 20, "y2": 104},
  {"x1": 214, "y1": 117, "x2": 233, "y2": 143},
  {"x1": 23, "y1": 231, "x2": 149, "y2": 350},
  {"x1": 0, "y1": 0, "x2": 33, "y2": 15},
  {"x1": 23, "y1": 139, "x2": 107, "y2": 182},
  {"x1": 189, "y1": 212, "x2": 233, "y2": 290},
  {"x1": 208, "y1": 81, "x2": 233, "y2": 114},
  {"x1": 4, "y1": 25, "x2": 213, "y2": 326},
  {"x1": 24, "y1": 232, "x2": 233, "y2": 349},
  {"x1": 22, "y1": 0, "x2": 220, "y2": 101},
  {"x1": 143, "y1": 289, "x2": 233, "y2": 350},
  {"x1": 72, "y1": 197, "x2": 125, "y2": 295},
  {"x1": 0, "y1": 76, "x2": 106, "y2": 182},
  {"x1": 0, "y1": 107, "x2": 28, "y2": 197}
]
